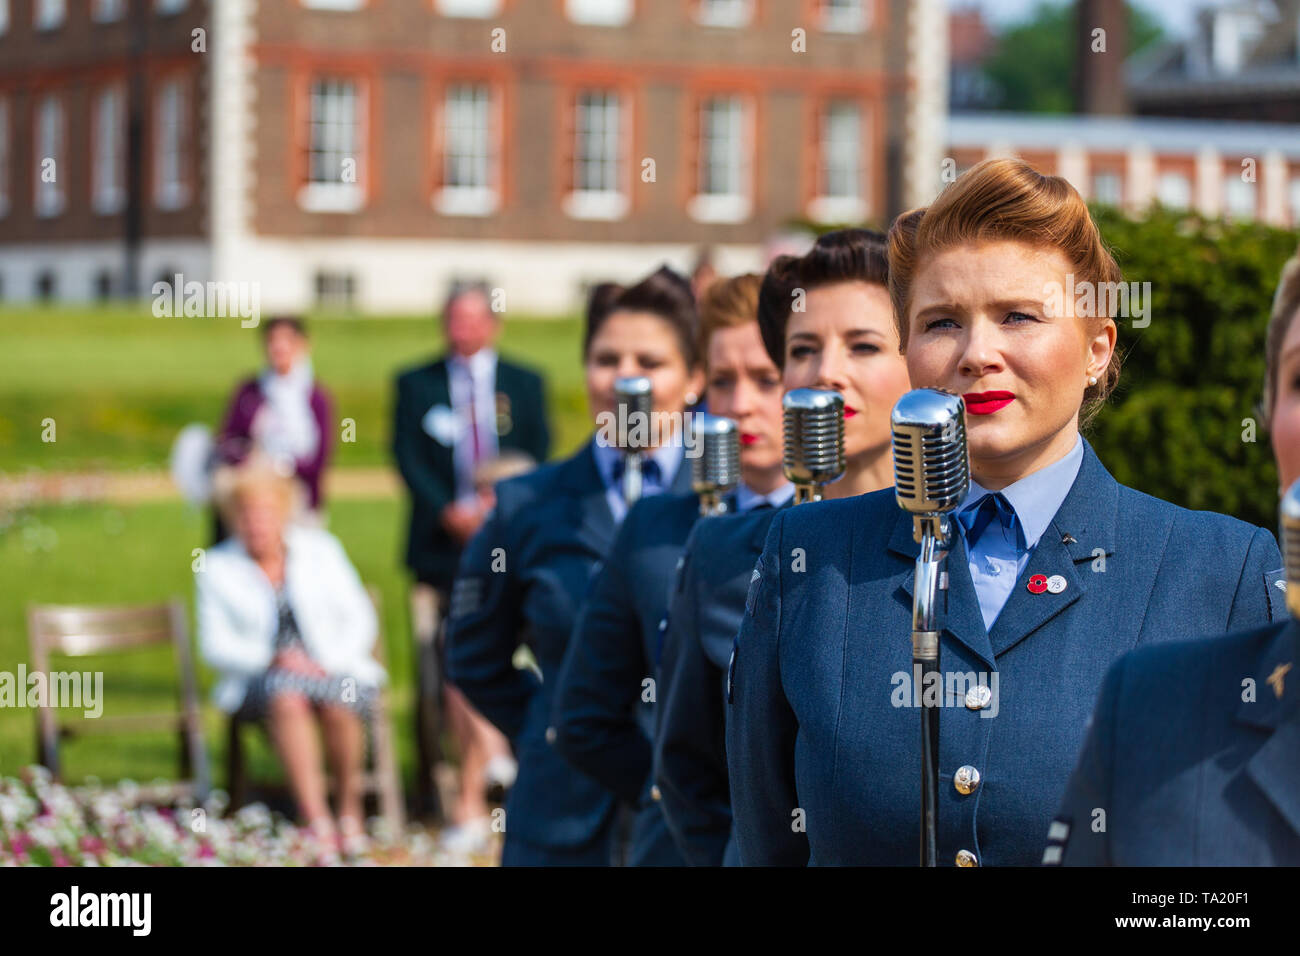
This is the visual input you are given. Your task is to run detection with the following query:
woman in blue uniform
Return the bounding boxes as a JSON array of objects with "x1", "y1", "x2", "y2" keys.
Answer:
[
  {"x1": 726, "y1": 158, "x2": 1285, "y2": 867},
  {"x1": 551, "y1": 273, "x2": 792, "y2": 866},
  {"x1": 1050, "y1": 248, "x2": 1299, "y2": 866},
  {"x1": 654, "y1": 229, "x2": 911, "y2": 865},
  {"x1": 444, "y1": 267, "x2": 703, "y2": 866}
]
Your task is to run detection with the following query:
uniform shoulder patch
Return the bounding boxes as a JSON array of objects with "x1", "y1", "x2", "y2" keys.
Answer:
[
  {"x1": 744, "y1": 564, "x2": 762, "y2": 616},
  {"x1": 449, "y1": 576, "x2": 484, "y2": 620},
  {"x1": 1041, "y1": 817, "x2": 1071, "y2": 866},
  {"x1": 1266, "y1": 567, "x2": 1287, "y2": 619}
]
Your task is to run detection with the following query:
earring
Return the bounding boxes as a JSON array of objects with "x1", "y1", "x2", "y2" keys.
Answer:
[
  {"x1": 1087, "y1": 376, "x2": 1098, "y2": 386},
  {"x1": 685, "y1": 391, "x2": 699, "y2": 406}
]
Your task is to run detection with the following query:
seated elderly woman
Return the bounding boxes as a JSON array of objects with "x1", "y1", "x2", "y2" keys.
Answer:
[{"x1": 198, "y1": 462, "x2": 384, "y2": 854}]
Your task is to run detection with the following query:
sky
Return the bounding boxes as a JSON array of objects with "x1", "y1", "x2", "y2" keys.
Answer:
[{"x1": 968, "y1": 0, "x2": 1208, "y2": 41}]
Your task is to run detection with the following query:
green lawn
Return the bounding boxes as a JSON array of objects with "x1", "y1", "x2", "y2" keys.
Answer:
[
  {"x1": 0, "y1": 305, "x2": 592, "y2": 788},
  {"x1": 0, "y1": 305, "x2": 591, "y2": 472}
]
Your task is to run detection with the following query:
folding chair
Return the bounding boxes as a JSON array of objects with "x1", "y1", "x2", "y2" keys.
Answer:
[{"x1": 26, "y1": 597, "x2": 210, "y2": 803}]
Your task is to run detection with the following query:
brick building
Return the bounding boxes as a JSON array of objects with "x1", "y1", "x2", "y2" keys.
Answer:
[
  {"x1": 0, "y1": 0, "x2": 947, "y2": 314},
  {"x1": 949, "y1": 111, "x2": 1300, "y2": 227}
]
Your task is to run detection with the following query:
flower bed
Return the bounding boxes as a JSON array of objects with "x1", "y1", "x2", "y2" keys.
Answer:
[{"x1": 0, "y1": 766, "x2": 487, "y2": 866}]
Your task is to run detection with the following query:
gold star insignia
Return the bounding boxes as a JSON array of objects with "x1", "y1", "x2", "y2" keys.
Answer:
[{"x1": 1267, "y1": 662, "x2": 1293, "y2": 700}]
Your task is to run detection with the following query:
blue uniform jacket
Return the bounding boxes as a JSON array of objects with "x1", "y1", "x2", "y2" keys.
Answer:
[
  {"x1": 654, "y1": 506, "x2": 782, "y2": 866},
  {"x1": 1053, "y1": 617, "x2": 1296, "y2": 865},
  {"x1": 552, "y1": 492, "x2": 703, "y2": 866},
  {"x1": 726, "y1": 440, "x2": 1284, "y2": 866},
  {"x1": 445, "y1": 439, "x2": 690, "y2": 858}
]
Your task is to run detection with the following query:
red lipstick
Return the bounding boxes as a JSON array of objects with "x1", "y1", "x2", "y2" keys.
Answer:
[
  {"x1": 740, "y1": 432, "x2": 759, "y2": 446},
  {"x1": 964, "y1": 390, "x2": 1015, "y2": 415},
  {"x1": 843, "y1": 406, "x2": 858, "y2": 419}
]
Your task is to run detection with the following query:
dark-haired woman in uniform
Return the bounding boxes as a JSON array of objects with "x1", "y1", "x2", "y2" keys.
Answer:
[
  {"x1": 653, "y1": 229, "x2": 910, "y2": 865},
  {"x1": 551, "y1": 273, "x2": 790, "y2": 866},
  {"x1": 1051, "y1": 249, "x2": 1298, "y2": 865},
  {"x1": 445, "y1": 267, "x2": 703, "y2": 866},
  {"x1": 727, "y1": 158, "x2": 1284, "y2": 866}
]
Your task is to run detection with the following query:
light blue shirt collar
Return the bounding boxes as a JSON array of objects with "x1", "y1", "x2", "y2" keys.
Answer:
[
  {"x1": 735, "y1": 481, "x2": 795, "y2": 513},
  {"x1": 591, "y1": 439, "x2": 683, "y2": 490},
  {"x1": 961, "y1": 435, "x2": 1084, "y2": 553}
]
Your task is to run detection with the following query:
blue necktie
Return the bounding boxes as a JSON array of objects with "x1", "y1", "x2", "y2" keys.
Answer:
[
  {"x1": 611, "y1": 455, "x2": 663, "y2": 496},
  {"x1": 956, "y1": 492, "x2": 1026, "y2": 553}
]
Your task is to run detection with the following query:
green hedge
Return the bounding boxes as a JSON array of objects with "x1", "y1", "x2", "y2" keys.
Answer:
[{"x1": 1086, "y1": 207, "x2": 1297, "y2": 531}]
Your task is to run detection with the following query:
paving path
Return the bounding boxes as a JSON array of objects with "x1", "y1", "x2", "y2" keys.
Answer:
[{"x1": 0, "y1": 467, "x2": 403, "y2": 507}]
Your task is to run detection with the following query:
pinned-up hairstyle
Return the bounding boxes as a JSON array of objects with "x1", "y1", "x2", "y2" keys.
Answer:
[
  {"x1": 697, "y1": 273, "x2": 762, "y2": 361},
  {"x1": 582, "y1": 265, "x2": 701, "y2": 369},
  {"x1": 887, "y1": 157, "x2": 1123, "y2": 427},
  {"x1": 1264, "y1": 249, "x2": 1300, "y2": 429},
  {"x1": 756, "y1": 228, "x2": 890, "y2": 369}
]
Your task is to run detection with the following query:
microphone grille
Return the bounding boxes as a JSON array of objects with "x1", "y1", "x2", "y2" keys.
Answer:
[
  {"x1": 783, "y1": 389, "x2": 846, "y2": 485},
  {"x1": 891, "y1": 388, "x2": 969, "y2": 515},
  {"x1": 1282, "y1": 479, "x2": 1300, "y2": 617},
  {"x1": 692, "y1": 415, "x2": 741, "y2": 495},
  {"x1": 614, "y1": 376, "x2": 653, "y2": 448}
]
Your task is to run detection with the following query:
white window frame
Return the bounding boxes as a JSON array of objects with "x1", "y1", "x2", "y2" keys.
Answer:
[
  {"x1": 94, "y1": 86, "x2": 127, "y2": 215},
  {"x1": 302, "y1": 0, "x2": 365, "y2": 10},
  {"x1": 0, "y1": 0, "x2": 11, "y2": 36},
  {"x1": 688, "y1": 95, "x2": 752, "y2": 224},
  {"x1": 155, "y1": 0, "x2": 188, "y2": 15},
  {"x1": 35, "y1": 0, "x2": 65, "y2": 31},
  {"x1": 564, "y1": 89, "x2": 629, "y2": 221},
  {"x1": 820, "y1": 0, "x2": 867, "y2": 33},
  {"x1": 34, "y1": 95, "x2": 66, "y2": 219},
  {"x1": 694, "y1": 0, "x2": 752, "y2": 28},
  {"x1": 1155, "y1": 171, "x2": 1191, "y2": 210},
  {"x1": 93, "y1": 0, "x2": 125, "y2": 22},
  {"x1": 435, "y1": 0, "x2": 502, "y2": 17},
  {"x1": 1225, "y1": 175, "x2": 1257, "y2": 221},
  {"x1": 154, "y1": 77, "x2": 192, "y2": 210},
  {"x1": 436, "y1": 82, "x2": 500, "y2": 217},
  {"x1": 809, "y1": 100, "x2": 866, "y2": 223},
  {"x1": 566, "y1": 0, "x2": 633, "y2": 27},
  {"x1": 0, "y1": 98, "x2": 10, "y2": 219},
  {"x1": 1289, "y1": 177, "x2": 1300, "y2": 227},
  {"x1": 299, "y1": 77, "x2": 367, "y2": 214}
]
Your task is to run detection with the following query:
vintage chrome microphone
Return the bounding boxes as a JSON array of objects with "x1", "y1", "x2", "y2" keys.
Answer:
[
  {"x1": 1281, "y1": 478, "x2": 1300, "y2": 618},
  {"x1": 890, "y1": 388, "x2": 970, "y2": 868},
  {"x1": 691, "y1": 414, "x2": 741, "y2": 516},
  {"x1": 783, "y1": 389, "x2": 846, "y2": 504},
  {"x1": 615, "y1": 376, "x2": 653, "y2": 505}
]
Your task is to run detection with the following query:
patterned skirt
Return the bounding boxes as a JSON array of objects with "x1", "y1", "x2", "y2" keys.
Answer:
[{"x1": 238, "y1": 587, "x2": 378, "y2": 722}]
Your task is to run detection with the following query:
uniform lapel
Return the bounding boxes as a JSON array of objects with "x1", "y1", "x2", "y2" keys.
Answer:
[
  {"x1": 889, "y1": 510, "x2": 995, "y2": 670},
  {"x1": 561, "y1": 442, "x2": 617, "y2": 556},
  {"x1": 986, "y1": 440, "x2": 1119, "y2": 659},
  {"x1": 1237, "y1": 623, "x2": 1300, "y2": 838}
]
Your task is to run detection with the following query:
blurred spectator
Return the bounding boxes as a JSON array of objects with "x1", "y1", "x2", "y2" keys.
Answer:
[
  {"x1": 213, "y1": 316, "x2": 334, "y2": 541},
  {"x1": 392, "y1": 281, "x2": 550, "y2": 823},
  {"x1": 198, "y1": 463, "x2": 384, "y2": 858}
]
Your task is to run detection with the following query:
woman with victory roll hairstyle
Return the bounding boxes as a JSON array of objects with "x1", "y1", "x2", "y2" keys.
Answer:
[
  {"x1": 653, "y1": 229, "x2": 910, "y2": 865},
  {"x1": 725, "y1": 158, "x2": 1286, "y2": 867},
  {"x1": 1050, "y1": 247, "x2": 1300, "y2": 866},
  {"x1": 445, "y1": 266, "x2": 703, "y2": 866}
]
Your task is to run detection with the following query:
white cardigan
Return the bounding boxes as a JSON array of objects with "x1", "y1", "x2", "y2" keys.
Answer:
[{"x1": 196, "y1": 525, "x2": 386, "y2": 714}]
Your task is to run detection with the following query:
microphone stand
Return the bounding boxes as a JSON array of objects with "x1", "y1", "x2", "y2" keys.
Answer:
[
  {"x1": 622, "y1": 449, "x2": 644, "y2": 506},
  {"x1": 792, "y1": 479, "x2": 825, "y2": 505},
  {"x1": 911, "y1": 512, "x2": 952, "y2": 868}
]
